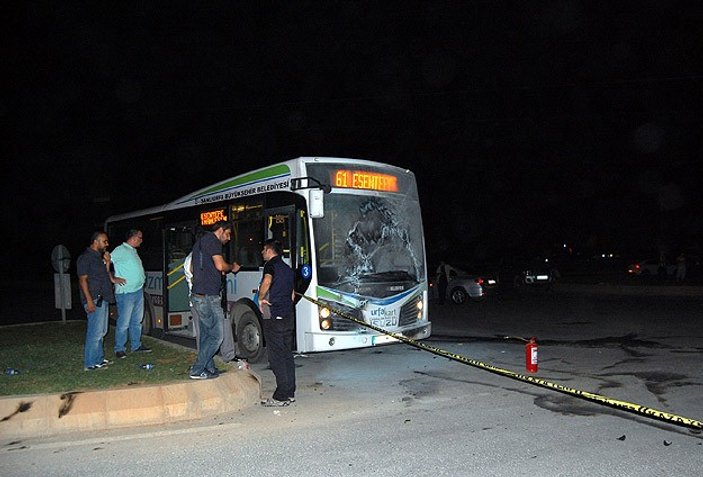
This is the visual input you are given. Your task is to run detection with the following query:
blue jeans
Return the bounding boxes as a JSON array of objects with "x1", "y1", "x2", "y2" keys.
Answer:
[
  {"x1": 191, "y1": 295, "x2": 224, "y2": 374},
  {"x1": 84, "y1": 301, "x2": 109, "y2": 368},
  {"x1": 114, "y1": 290, "x2": 145, "y2": 353},
  {"x1": 191, "y1": 303, "x2": 235, "y2": 360}
]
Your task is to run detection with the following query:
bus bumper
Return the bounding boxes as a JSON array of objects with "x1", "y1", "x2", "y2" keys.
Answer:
[{"x1": 301, "y1": 322, "x2": 431, "y2": 353}]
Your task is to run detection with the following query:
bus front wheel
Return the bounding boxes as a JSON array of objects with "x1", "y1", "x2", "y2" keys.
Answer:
[{"x1": 236, "y1": 312, "x2": 265, "y2": 363}]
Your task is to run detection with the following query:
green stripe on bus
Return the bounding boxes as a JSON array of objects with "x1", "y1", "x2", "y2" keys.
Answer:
[
  {"x1": 191, "y1": 164, "x2": 291, "y2": 199},
  {"x1": 316, "y1": 287, "x2": 341, "y2": 301}
]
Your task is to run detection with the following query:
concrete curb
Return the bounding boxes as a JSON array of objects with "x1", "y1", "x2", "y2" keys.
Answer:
[{"x1": 0, "y1": 369, "x2": 261, "y2": 439}]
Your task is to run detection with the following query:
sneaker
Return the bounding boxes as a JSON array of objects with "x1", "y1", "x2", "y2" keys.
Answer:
[
  {"x1": 100, "y1": 359, "x2": 112, "y2": 366},
  {"x1": 133, "y1": 345, "x2": 152, "y2": 353},
  {"x1": 84, "y1": 363, "x2": 108, "y2": 371},
  {"x1": 236, "y1": 359, "x2": 250, "y2": 370},
  {"x1": 287, "y1": 397, "x2": 296, "y2": 403},
  {"x1": 115, "y1": 351, "x2": 127, "y2": 359},
  {"x1": 261, "y1": 398, "x2": 290, "y2": 407},
  {"x1": 189, "y1": 371, "x2": 218, "y2": 380},
  {"x1": 206, "y1": 368, "x2": 222, "y2": 377}
]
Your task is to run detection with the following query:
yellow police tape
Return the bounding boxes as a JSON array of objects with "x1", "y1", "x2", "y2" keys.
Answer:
[{"x1": 300, "y1": 293, "x2": 703, "y2": 431}]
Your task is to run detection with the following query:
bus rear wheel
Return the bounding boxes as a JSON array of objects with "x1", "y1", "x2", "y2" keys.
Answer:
[{"x1": 236, "y1": 312, "x2": 265, "y2": 363}]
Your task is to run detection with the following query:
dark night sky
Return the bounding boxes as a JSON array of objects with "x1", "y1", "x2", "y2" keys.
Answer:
[{"x1": 5, "y1": 1, "x2": 703, "y2": 276}]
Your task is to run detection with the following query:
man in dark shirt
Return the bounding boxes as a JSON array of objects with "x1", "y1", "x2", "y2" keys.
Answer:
[
  {"x1": 76, "y1": 231, "x2": 117, "y2": 371},
  {"x1": 258, "y1": 239, "x2": 296, "y2": 406},
  {"x1": 189, "y1": 221, "x2": 241, "y2": 380}
]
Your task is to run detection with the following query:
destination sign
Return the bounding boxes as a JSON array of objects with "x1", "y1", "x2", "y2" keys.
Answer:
[
  {"x1": 332, "y1": 169, "x2": 399, "y2": 192},
  {"x1": 200, "y1": 208, "x2": 227, "y2": 226}
]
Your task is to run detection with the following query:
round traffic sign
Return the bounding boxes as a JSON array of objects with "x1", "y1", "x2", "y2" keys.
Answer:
[{"x1": 51, "y1": 244, "x2": 71, "y2": 273}]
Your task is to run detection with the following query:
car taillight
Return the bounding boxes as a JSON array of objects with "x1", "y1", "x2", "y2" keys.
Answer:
[
  {"x1": 475, "y1": 277, "x2": 484, "y2": 285},
  {"x1": 635, "y1": 264, "x2": 641, "y2": 269}
]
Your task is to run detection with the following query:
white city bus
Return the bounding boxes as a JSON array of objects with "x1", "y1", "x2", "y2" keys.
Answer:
[{"x1": 105, "y1": 157, "x2": 430, "y2": 362}]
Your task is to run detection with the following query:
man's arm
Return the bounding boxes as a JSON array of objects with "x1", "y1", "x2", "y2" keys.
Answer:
[
  {"x1": 212, "y1": 254, "x2": 241, "y2": 274},
  {"x1": 79, "y1": 275, "x2": 96, "y2": 313},
  {"x1": 107, "y1": 249, "x2": 126, "y2": 285},
  {"x1": 258, "y1": 274, "x2": 273, "y2": 311}
]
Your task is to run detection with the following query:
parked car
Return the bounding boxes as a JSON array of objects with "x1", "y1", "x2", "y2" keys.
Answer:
[
  {"x1": 626, "y1": 258, "x2": 675, "y2": 276},
  {"x1": 513, "y1": 267, "x2": 556, "y2": 289},
  {"x1": 447, "y1": 274, "x2": 490, "y2": 304},
  {"x1": 498, "y1": 257, "x2": 557, "y2": 290}
]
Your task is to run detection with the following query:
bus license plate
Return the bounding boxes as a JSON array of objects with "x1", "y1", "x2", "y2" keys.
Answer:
[
  {"x1": 371, "y1": 318, "x2": 397, "y2": 327},
  {"x1": 372, "y1": 335, "x2": 399, "y2": 346}
]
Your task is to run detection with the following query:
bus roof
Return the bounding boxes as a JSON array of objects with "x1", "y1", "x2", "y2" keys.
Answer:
[{"x1": 105, "y1": 157, "x2": 408, "y2": 224}]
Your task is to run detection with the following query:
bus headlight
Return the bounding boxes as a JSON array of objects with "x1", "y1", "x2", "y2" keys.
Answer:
[
  {"x1": 416, "y1": 298, "x2": 424, "y2": 319},
  {"x1": 319, "y1": 306, "x2": 331, "y2": 330},
  {"x1": 317, "y1": 300, "x2": 362, "y2": 331}
]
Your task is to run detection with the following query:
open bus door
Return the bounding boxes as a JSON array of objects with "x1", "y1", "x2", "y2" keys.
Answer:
[
  {"x1": 228, "y1": 206, "x2": 296, "y2": 363},
  {"x1": 164, "y1": 223, "x2": 196, "y2": 335},
  {"x1": 263, "y1": 205, "x2": 296, "y2": 335},
  {"x1": 263, "y1": 206, "x2": 294, "y2": 267},
  {"x1": 264, "y1": 205, "x2": 312, "y2": 298}
]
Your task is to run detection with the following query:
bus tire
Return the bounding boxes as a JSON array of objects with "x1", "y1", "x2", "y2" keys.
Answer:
[{"x1": 236, "y1": 311, "x2": 265, "y2": 363}]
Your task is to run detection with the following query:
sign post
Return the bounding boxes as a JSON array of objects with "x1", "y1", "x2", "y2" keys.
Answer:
[{"x1": 51, "y1": 245, "x2": 71, "y2": 324}]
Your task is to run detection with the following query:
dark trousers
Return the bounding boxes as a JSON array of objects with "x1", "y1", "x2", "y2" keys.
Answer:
[{"x1": 263, "y1": 315, "x2": 296, "y2": 401}]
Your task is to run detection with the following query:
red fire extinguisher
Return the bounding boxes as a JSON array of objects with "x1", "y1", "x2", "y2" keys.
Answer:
[{"x1": 525, "y1": 337, "x2": 538, "y2": 373}]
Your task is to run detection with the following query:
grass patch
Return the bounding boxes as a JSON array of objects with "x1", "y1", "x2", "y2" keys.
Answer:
[{"x1": 0, "y1": 321, "x2": 200, "y2": 396}]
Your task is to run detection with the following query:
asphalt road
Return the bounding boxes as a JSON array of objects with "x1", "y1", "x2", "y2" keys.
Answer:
[
  {"x1": 432, "y1": 286, "x2": 703, "y2": 343},
  {"x1": 2, "y1": 286, "x2": 702, "y2": 476}
]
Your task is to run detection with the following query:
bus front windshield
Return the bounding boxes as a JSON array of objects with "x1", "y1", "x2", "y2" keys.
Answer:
[{"x1": 314, "y1": 192, "x2": 425, "y2": 297}]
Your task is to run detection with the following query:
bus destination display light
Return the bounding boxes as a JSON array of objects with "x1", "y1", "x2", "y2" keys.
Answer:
[
  {"x1": 332, "y1": 169, "x2": 399, "y2": 192},
  {"x1": 200, "y1": 208, "x2": 227, "y2": 226}
]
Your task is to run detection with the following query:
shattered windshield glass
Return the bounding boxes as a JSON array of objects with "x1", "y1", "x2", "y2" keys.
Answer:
[{"x1": 314, "y1": 192, "x2": 425, "y2": 295}]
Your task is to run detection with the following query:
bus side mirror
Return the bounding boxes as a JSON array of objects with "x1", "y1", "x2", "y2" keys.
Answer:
[
  {"x1": 309, "y1": 189, "x2": 324, "y2": 218},
  {"x1": 291, "y1": 177, "x2": 329, "y2": 219}
]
